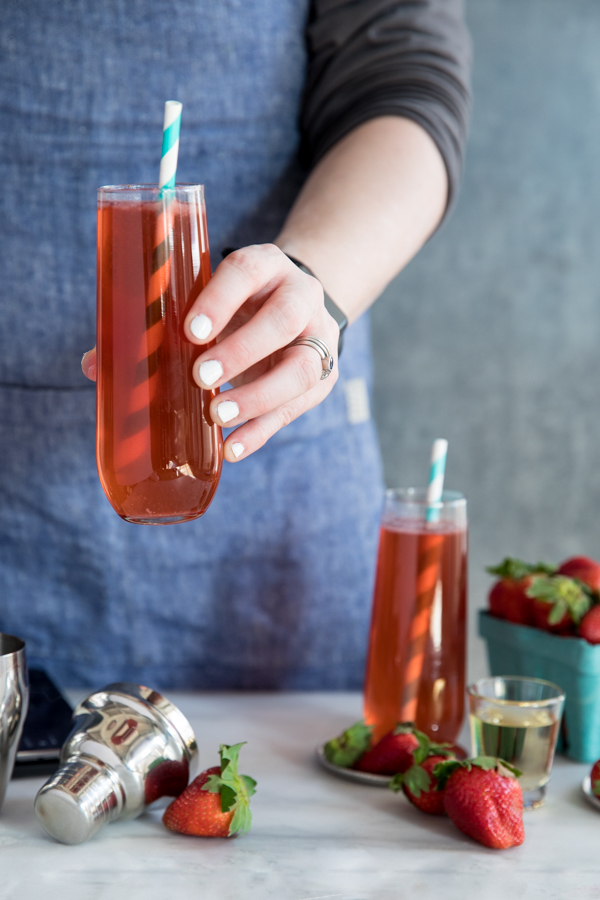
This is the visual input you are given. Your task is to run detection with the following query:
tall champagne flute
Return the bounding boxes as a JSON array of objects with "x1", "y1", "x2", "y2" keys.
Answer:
[
  {"x1": 363, "y1": 489, "x2": 468, "y2": 742},
  {"x1": 96, "y1": 184, "x2": 222, "y2": 524}
]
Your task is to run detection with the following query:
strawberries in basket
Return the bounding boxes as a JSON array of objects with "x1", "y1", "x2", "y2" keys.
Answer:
[
  {"x1": 487, "y1": 554, "x2": 600, "y2": 642},
  {"x1": 486, "y1": 558, "x2": 555, "y2": 625}
]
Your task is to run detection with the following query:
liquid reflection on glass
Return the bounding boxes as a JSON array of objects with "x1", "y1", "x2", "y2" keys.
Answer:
[
  {"x1": 468, "y1": 676, "x2": 565, "y2": 809},
  {"x1": 96, "y1": 184, "x2": 222, "y2": 525}
]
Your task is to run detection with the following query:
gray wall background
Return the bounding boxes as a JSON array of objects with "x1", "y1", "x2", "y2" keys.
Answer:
[{"x1": 370, "y1": 0, "x2": 600, "y2": 679}]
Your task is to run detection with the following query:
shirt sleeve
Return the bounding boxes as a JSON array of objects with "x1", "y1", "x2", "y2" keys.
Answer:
[{"x1": 301, "y1": 0, "x2": 472, "y2": 218}]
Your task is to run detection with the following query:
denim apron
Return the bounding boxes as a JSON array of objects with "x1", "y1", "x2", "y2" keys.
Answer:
[{"x1": 0, "y1": 0, "x2": 384, "y2": 689}]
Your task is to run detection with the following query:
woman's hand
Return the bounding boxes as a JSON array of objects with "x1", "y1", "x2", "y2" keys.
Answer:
[
  {"x1": 82, "y1": 244, "x2": 340, "y2": 462},
  {"x1": 185, "y1": 244, "x2": 339, "y2": 462}
]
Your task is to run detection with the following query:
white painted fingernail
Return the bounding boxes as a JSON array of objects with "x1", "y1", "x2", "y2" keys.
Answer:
[
  {"x1": 217, "y1": 400, "x2": 239, "y2": 424},
  {"x1": 231, "y1": 442, "x2": 245, "y2": 458},
  {"x1": 190, "y1": 313, "x2": 213, "y2": 340},
  {"x1": 199, "y1": 359, "x2": 223, "y2": 386}
]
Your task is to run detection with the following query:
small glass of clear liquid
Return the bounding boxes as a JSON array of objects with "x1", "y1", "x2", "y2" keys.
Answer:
[{"x1": 468, "y1": 676, "x2": 565, "y2": 809}]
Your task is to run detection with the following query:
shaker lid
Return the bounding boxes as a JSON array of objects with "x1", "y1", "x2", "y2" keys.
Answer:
[{"x1": 35, "y1": 757, "x2": 122, "y2": 845}]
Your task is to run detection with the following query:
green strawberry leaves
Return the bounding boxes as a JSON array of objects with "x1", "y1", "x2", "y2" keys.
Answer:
[
  {"x1": 202, "y1": 742, "x2": 257, "y2": 836},
  {"x1": 593, "y1": 779, "x2": 600, "y2": 798},
  {"x1": 391, "y1": 722, "x2": 453, "y2": 764},
  {"x1": 526, "y1": 575, "x2": 592, "y2": 625},
  {"x1": 432, "y1": 756, "x2": 522, "y2": 791},
  {"x1": 323, "y1": 720, "x2": 373, "y2": 767},
  {"x1": 431, "y1": 758, "x2": 464, "y2": 790},
  {"x1": 393, "y1": 721, "x2": 419, "y2": 736},
  {"x1": 409, "y1": 726, "x2": 453, "y2": 765},
  {"x1": 388, "y1": 725, "x2": 454, "y2": 796},
  {"x1": 470, "y1": 756, "x2": 501, "y2": 770},
  {"x1": 391, "y1": 763, "x2": 432, "y2": 797},
  {"x1": 326, "y1": 720, "x2": 453, "y2": 774},
  {"x1": 486, "y1": 558, "x2": 555, "y2": 580}
]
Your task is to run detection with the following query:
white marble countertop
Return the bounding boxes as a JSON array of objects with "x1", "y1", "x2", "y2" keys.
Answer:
[{"x1": 0, "y1": 691, "x2": 597, "y2": 900}]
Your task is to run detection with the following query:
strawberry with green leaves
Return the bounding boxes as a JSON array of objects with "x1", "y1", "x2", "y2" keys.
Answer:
[
  {"x1": 359, "y1": 723, "x2": 452, "y2": 776},
  {"x1": 390, "y1": 753, "x2": 449, "y2": 815},
  {"x1": 435, "y1": 756, "x2": 524, "y2": 849},
  {"x1": 526, "y1": 574, "x2": 592, "y2": 634},
  {"x1": 487, "y1": 558, "x2": 555, "y2": 625},
  {"x1": 163, "y1": 743, "x2": 256, "y2": 838},
  {"x1": 323, "y1": 720, "x2": 373, "y2": 768}
]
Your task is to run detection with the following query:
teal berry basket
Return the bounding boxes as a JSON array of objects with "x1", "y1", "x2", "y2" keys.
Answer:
[{"x1": 479, "y1": 610, "x2": 600, "y2": 762}]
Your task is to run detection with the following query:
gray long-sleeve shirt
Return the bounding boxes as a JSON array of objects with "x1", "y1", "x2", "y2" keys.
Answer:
[{"x1": 304, "y1": 0, "x2": 471, "y2": 215}]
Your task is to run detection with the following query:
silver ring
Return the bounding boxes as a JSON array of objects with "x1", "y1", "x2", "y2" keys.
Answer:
[{"x1": 288, "y1": 336, "x2": 334, "y2": 380}]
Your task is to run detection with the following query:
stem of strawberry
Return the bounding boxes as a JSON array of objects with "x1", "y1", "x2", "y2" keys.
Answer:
[{"x1": 202, "y1": 743, "x2": 257, "y2": 836}]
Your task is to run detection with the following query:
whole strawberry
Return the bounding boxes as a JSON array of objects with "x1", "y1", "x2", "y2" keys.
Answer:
[
  {"x1": 486, "y1": 558, "x2": 554, "y2": 626},
  {"x1": 527, "y1": 575, "x2": 591, "y2": 634},
  {"x1": 557, "y1": 556, "x2": 600, "y2": 595},
  {"x1": 391, "y1": 754, "x2": 448, "y2": 815},
  {"x1": 355, "y1": 723, "x2": 418, "y2": 775},
  {"x1": 163, "y1": 743, "x2": 256, "y2": 837},
  {"x1": 356, "y1": 723, "x2": 452, "y2": 776},
  {"x1": 579, "y1": 606, "x2": 600, "y2": 644},
  {"x1": 323, "y1": 720, "x2": 373, "y2": 768},
  {"x1": 436, "y1": 757, "x2": 524, "y2": 849},
  {"x1": 590, "y1": 759, "x2": 600, "y2": 798}
]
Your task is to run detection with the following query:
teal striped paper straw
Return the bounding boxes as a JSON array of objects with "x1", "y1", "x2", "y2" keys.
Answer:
[
  {"x1": 158, "y1": 101, "x2": 183, "y2": 193},
  {"x1": 425, "y1": 439, "x2": 448, "y2": 523}
]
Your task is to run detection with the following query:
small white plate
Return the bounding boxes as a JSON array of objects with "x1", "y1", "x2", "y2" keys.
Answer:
[
  {"x1": 315, "y1": 745, "x2": 392, "y2": 787},
  {"x1": 582, "y1": 776, "x2": 600, "y2": 812}
]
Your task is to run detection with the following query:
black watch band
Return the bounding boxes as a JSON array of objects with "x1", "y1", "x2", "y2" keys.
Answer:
[{"x1": 284, "y1": 255, "x2": 348, "y2": 357}]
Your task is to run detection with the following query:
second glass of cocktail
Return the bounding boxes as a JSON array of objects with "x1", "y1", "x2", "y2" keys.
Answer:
[{"x1": 363, "y1": 488, "x2": 468, "y2": 743}]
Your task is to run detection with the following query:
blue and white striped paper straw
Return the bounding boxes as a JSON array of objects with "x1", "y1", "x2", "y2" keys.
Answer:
[
  {"x1": 158, "y1": 101, "x2": 183, "y2": 192},
  {"x1": 425, "y1": 439, "x2": 448, "y2": 523},
  {"x1": 120, "y1": 102, "x2": 183, "y2": 475}
]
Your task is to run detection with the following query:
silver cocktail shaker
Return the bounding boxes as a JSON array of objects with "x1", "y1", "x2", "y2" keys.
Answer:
[
  {"x1": 0, "y1": 633, "x2": 28, "y2": 811},
  {"x1": 35, "y1": 683, "x2": 197, "y2": 845}
]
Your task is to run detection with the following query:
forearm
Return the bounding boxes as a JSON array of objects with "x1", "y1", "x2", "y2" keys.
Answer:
[{"x1": 275, "y1": 115, "x2": 448, "y2": 323}]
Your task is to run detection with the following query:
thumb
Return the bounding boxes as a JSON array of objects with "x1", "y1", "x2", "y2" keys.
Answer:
[{"x1": 81, "y1": 348, "x2": 97, "y2": 382}]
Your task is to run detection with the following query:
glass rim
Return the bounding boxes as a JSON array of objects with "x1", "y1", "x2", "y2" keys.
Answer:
[
  {"x1": 468, "y1": 676, "x2": 565, "y2": 707},
  {"x1": 385, "y1": 487, "x2": 466, "y2": 509},
  {"x1": 98, "y1": 183, "x2": 204, "y2": 194}
]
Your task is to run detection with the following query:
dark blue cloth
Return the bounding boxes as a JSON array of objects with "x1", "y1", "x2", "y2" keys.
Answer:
[{"x1": 0, "y1": 0, "x2": 384, "y2": 689}]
